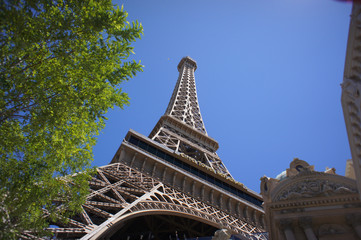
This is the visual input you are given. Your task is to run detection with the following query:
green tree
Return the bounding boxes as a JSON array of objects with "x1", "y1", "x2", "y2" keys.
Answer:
[{"x1": 0, "y1": 0, "x2": 143, "y2": 238}]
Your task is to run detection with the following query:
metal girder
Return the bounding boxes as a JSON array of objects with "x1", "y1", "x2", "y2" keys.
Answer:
[
  {"x1": 46, "y1": 57, "x2": 265, "y2": 240},
  {"x1": 48, "y1": 163, "x2": 265, "y2": 239},
  {"x1": 149, "y1": 57, "x2": 233, "y2": 178},
  {"x1": 165, "y1": 57, "x2": 207, "y2": 134}
]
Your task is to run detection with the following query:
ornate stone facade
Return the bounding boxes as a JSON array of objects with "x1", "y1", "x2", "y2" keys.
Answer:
[
  {"x1": 342, "y1": 1, "x2": 361, "y2": 199},
  {"x1": 260, "y1": 159, "x2": 361, "y2": 240}
]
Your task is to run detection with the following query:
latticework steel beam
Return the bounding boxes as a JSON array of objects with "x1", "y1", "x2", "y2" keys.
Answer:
[
  {"x1": 46, "y1": 57, "x2": 266, "y2": 239},
  {"x1": 149, "y1": 57, "x2": 232, "y2": 178},
  {"x1": 49, "y1": 163, "x2": 266, "y2": 240},
  {"x1": 164, "y1": 57, "x2": 206, "y2": 134}
]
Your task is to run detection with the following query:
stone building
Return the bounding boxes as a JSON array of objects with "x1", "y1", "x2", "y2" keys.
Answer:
[{"x1": 260, "y1": 158, "x2": 360, "y2": 240}]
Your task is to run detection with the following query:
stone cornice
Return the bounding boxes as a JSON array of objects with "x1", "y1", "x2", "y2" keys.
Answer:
[{"x1": 266, "y1": 193, "x2": 360, "y2": 210}]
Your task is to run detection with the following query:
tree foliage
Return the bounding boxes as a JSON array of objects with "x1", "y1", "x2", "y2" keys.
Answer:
[{"x1": 0, "y1": 0, "x2": 143, "y2": 237}]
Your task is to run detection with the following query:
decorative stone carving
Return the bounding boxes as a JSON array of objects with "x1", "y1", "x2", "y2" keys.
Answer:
[
  {"x1": 277, "y1": 179, "x2": 357, "y2": 201},
  {"x1": 212, "y1": 229, "x2": 231, "y2": 240},
  {"x1": 324, "y1": 167, "x2": 336, "y2": 175},
  {"x1": 260, "y1": 176, "x2": 279, "y2": 202},
  {"x1": 286, "y1": 158, "x2": 314, "y2": 178},
  {"x1": 261, "y1": 158, "x2": 360, "y2": 240},
  {"x1": 270, "y1": 163, "x2": 358, "y2": 202}
]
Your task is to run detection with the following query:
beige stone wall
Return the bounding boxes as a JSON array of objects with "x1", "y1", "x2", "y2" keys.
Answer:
[
  {"x1": 260, "y1": 159, "x2": 361, "y2": 240},
  {"x1": 341, "y1": 2, "x2": 361, "y2": 200}
]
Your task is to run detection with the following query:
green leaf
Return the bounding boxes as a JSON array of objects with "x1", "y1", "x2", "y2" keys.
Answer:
[{"x1": 0, "y1": 0, "x2": 143, "y2": 238}]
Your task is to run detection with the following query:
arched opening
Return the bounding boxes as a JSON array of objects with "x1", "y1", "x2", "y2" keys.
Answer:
[{"x1": 106, "y1": 214, "x2": 218, "y2": 240}]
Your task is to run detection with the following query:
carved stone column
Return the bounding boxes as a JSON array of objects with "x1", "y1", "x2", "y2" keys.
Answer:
[
  {"x1": 299, "y1": 217, "x2": 317, "y2": 240},
  {"x1": 172, "y1": 172, "x2": 177, "y2": 185},
  {"x1": 209, "y1": 189, "x2": 214, "y2": 204},
  {"x1": 279, "y1": 219, "x2": 296, "y2": 240}
]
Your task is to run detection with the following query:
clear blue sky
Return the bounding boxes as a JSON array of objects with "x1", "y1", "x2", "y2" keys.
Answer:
[{"x1": 93, "y1": 0, "x2": 353, "y2": 192}]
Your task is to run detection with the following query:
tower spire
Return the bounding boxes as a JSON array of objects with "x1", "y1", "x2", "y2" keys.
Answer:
[
  {"x1": 149, "y1": 56, "x2": 232, "y2": 178},
  {"x1": 164, "y1": 56, "x2": 207, "y2": 134}
]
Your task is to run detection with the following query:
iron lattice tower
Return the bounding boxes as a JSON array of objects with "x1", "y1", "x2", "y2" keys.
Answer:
[
  {"x1": 149, "y1": 57, "x2": 231, "y2": 178},
  {"x1": 47, "y1": 57, "x2": 266, "y2": 240}
]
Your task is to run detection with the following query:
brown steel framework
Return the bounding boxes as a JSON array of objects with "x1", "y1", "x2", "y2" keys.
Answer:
[
  {"x1": 47, "y1": 57, "x2": 267, "y2": 240},
  {"x1": 149, "y1": 57, "x2": 231, "y2": 178}
]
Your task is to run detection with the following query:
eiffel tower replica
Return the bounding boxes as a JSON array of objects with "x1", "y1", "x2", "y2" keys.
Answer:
[{"x1": 50, "y1": 57, "x2": 266, "y2": 240}]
